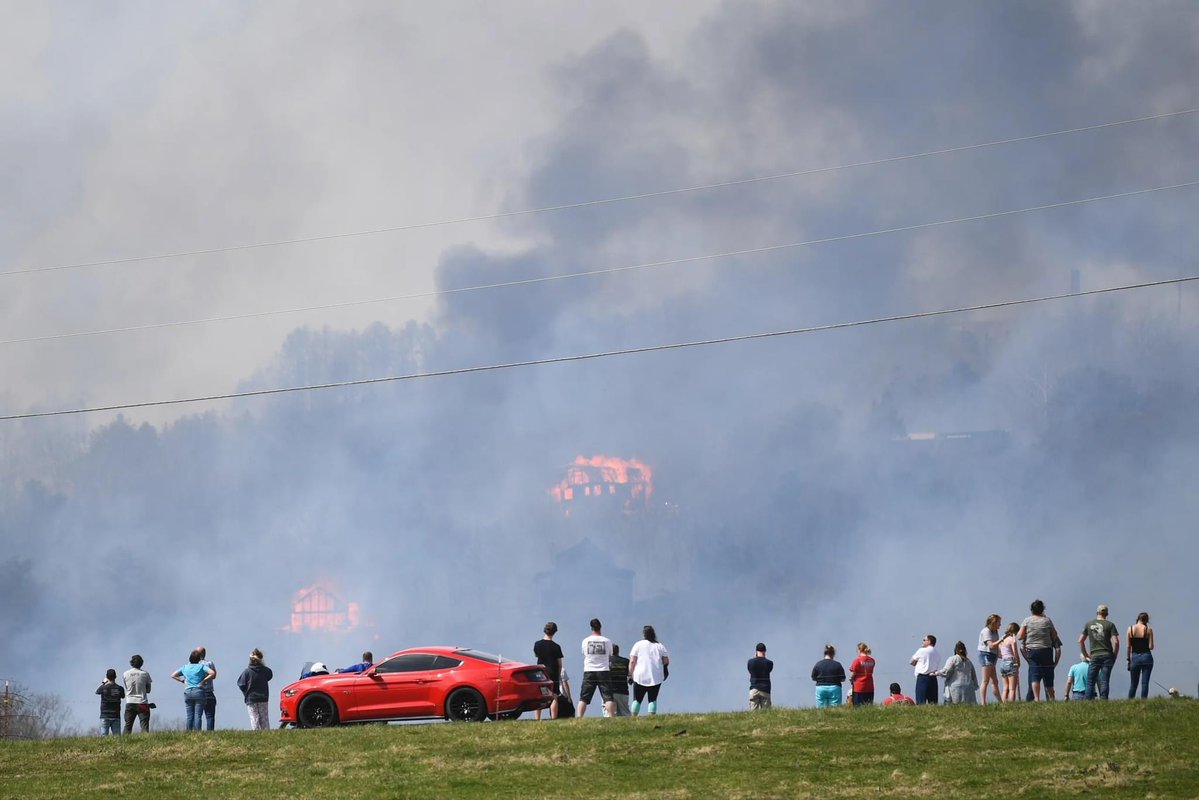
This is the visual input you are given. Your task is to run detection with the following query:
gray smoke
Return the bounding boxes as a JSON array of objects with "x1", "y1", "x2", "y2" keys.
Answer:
[{"x1": 2, "y1": 2, "x2": 1198, "y2": 730}]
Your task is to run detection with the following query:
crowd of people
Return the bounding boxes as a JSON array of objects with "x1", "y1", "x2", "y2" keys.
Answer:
[
  {"x1": 781, "y1": 600, "x2": 1157, "y2": 708},
  {"x1": 95, "y1": 646, "x2": 274, "y2": 735},
  {"x1": 532, "y1": 618, "x2": 671, "y2": 720},
  {"x1": 92, "y1": 601, "x2": 1158, "y2": 734}
]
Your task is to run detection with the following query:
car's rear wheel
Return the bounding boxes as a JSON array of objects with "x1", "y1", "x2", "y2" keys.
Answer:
[
  {"x1": 446, "y1": 688, "x2": 486, "y2": 722},
  {"x1": 297, "y1": 693, "x2": 339, "y2": 728}
]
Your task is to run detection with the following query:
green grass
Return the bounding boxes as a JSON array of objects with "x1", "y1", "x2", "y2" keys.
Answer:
[{"x1": 3, "y1": 701, "x2": 1198, "y2": 799}]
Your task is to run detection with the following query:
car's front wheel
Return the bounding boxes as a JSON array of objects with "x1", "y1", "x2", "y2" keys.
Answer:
[
  {"x1": 446, "y1": 688, "x2": 486, "y2": 722},
  {"x1": 297, "y1": 693, "x2": 339, "y2": 728}
]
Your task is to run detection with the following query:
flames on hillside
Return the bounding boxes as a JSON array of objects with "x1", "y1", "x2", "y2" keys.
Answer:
[{"x1": 549, "y1": 455, "x2": 653, "y2": 515}]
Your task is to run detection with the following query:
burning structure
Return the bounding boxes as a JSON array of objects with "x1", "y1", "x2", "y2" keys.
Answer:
[
  {"x1": 549, "y1": 454, "x2": 653, "y2": 515},
  {"x1": 282, "y1": 580, "x2": 362, "y2": 634}
]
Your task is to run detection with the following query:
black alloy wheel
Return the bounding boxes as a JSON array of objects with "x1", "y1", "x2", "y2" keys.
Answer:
[
  {"x1": 297, "y1": 693, "x2": 339, "y2": 728},
  {"x1": 446, "y1": 688, "x2": 487, "y2": 722}
]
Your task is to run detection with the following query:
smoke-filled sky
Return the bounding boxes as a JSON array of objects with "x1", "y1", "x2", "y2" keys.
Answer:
[{"x1": 3, "y1": 1, "x2": 1199, "y2": 730}]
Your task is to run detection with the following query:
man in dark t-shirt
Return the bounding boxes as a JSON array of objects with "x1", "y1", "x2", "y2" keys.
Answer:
[
  {"x1": 1081, "y1": 604, "x2": 1120, "y2": 700},
  {"x1": 747, "y1": 643, "x2": 773, "y2": 710},
  {"x1": 608, "y1": 643, "x2": 631, "y2": 716},
  {"x1": 534, "y1": 621, "x2": 565, "y2": 720},
  {"x1": 97, "y1": 668, "x2": 126, "y2": 736}
]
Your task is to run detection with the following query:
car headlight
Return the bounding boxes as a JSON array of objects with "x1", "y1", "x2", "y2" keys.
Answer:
[{"x1": 284, "y1": 689, "x2": 298, "y2": 697}]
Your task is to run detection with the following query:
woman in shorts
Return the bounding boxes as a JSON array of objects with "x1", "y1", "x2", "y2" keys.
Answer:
[
  {"x1": 977, "y1": 614, "x2": 1002, "y2": 705},
  {"x1": 997, "y1": 622, "x2": 1021, "y2": 703}
]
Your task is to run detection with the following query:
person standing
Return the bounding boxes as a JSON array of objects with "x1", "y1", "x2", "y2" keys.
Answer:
[
  {"x1": 237, "y1": 648, "x2": 274, "y2": 731},
  {"x1": 883, "y1": 682, "x2": 916, "y2": 706},
  {"x1": 172, "y1": 650, "x2": 214, "y2": 731},
  {"x1": 1018, "y1": 599, "x2": 1062, "y2": 701},
  {"x1": 534, "y1": 622, "x2": 565, "y2": 720},
  {"x1": 910, "y1": 634, "x2": 942, "y2": 705},
  {"x1": 196, "y1": 645, "x2": 218, "y2": 730},
  {"x1": 577, "y1": 618, "x2": 616, "y2": 718},
  {"x1": 997, "y1": 623, "x2": 1021, "y2": 703},
  {"x1": 811, "y1": 645, "x2": 846, "y2": 707},
  {"x1": 1080, "y1": 604, "x2": 1120, "y2": 700},
  {"x1": 939, "y1": 642, "x2": 979, "y2": 705},
  {"x1": 1126, "y1": 612, "x2": 1154, "y2": 699},
  {"x1": 1064, "y1": 654, "x2": 1089, "y2": 701},
  {"x1": 122, "y1": 654, "x2": 153, "y2": 733},
  {"x1": 96, "y1": 669, "x2": 125, "y2": 736},
  {"x1": 607, "y1": 643, "x2": 632, "y2": 717},
  {"x1": 848, "y1": 642, "x2": 876, "y2": 706},
  {"x1": 335, "y1": 651, "x2": 374, "y2": 674},
  {"x1": 747, "y1": 643, "x2": 773, "y2": 710},
  {"x1": 629, "y1": 625, "x2": 670, "y2": 717},
  {"x1": 977, "y1": 614, "x2": 1002, "y2": 705}
]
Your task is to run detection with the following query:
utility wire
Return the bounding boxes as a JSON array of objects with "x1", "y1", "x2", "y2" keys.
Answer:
[
  {"x1": 4, "y1": 179, "x2": 1197, "y2": 347},
  {"x1": 3, "y1": 107, "x2": 1197, "y2": 279},
  {"x1": 3, "y1": 274, "x2": 1195, "y2": 422}
]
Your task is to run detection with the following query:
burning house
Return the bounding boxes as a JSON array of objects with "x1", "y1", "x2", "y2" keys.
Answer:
[
  {"x1": 549, "y1": 454, "x2": 653, "y2": 516},
  {"x1": 282, "y1": 580, "x2": 362, "y2": 635}
]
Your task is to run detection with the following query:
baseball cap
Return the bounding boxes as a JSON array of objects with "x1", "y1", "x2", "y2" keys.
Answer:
[{"x1": 1097, "y1": 604, "x2": 1109, "y2": 614}]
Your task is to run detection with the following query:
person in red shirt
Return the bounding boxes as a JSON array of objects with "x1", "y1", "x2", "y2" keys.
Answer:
[
  {"x1": 849, "y1": 642, "x2": 876, "y2": 706},
  {"x1": 883, "y1": 682, "x2": 916, "y2": 706}
]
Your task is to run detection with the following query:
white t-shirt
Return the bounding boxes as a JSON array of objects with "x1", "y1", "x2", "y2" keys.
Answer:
[
  {"x1": 581, "y1": 634, "x2": 612, "y2": 672},
  {"x1": 978, "y1": 626, "x2": 999, "y2": 653},
  {"x1": 911, "y1": 645, "x2": 942, "y2": 676},
  {"x1": 629, "y1": 639, "x2": 670, "y2": 686}
]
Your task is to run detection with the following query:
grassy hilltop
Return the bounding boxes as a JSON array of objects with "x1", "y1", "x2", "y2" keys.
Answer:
[{"x1": 3, "y1": 700, "x2": 1198, "y2": 799}]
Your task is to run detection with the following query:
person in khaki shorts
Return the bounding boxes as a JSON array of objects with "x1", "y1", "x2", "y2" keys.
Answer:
[{"x1": 747, "y1": 643, "x2": 773, "y2": 710}]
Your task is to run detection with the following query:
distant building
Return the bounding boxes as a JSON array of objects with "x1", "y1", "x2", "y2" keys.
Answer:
[{"x1": 283, "y1": 580, "x2": 362, "y2": 634}]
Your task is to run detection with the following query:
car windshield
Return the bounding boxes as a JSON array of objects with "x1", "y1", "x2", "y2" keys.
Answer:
[{"x1": 455, "y1": 648, "x2": 504, "y2": 664}]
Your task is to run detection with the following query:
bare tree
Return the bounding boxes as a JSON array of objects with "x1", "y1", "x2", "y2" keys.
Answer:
[{"x1": 1, "y1": 682, "x2": 78, "y2": 739}]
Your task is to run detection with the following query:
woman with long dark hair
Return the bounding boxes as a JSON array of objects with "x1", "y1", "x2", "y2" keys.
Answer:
[
  {"x1": 939, "y1": 641, "x2": 979, "y2": 704},
  {"x1": 1126, "y1": 612, "x2": 1155, "y2": 699},
  {"x1": 628, "y1": 625, "x2": 670, "y2": 716}
]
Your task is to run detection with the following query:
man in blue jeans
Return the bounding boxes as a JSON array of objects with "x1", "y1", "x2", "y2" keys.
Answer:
[{"x1": 1080, "y1": 604, "x2": 1120, "y2": 700}]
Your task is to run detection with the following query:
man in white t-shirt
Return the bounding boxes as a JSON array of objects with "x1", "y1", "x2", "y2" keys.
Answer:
[
  {"x1": 909, "y1": 634, "x2": 942, "y2": 705},
  {"x1": 577, "y1": 618, "x2": 616, "y2": 718}
]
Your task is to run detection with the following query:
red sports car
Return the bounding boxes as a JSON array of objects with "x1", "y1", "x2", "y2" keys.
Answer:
[{"x1": 279, "y1": 647, "x2": 554, "y2": 727}]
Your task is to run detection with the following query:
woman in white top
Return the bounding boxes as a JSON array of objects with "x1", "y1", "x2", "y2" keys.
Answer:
[{"x1": 628, "y1": 625, "x2": 670, "y2": 716}]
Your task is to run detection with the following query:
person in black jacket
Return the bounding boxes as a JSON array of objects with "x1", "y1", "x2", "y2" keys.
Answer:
[{"x1": 237, "y1": 648, "x2": 274, "y2": 730}]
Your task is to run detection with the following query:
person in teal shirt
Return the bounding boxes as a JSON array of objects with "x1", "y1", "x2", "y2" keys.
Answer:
[
  {"x1": 1064, "y1": 655, "x2": 1089, "y2": 700},
  {"x1": 172, "y1": 650, "x2": 214, "y2": 731}
]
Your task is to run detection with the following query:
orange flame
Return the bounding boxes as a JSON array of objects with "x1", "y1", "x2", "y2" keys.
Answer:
[
  {"x1": 285, "y1": 580, "x2": 361, "y2": 634},
  {"x1": 550, "y1": 454, "x2": 653, "y2": 512}
]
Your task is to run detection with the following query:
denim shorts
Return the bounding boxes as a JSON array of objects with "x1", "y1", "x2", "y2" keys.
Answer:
[
  {"x1": 978, "y1": 651, "x2": 997, "y2": 666},
  {"x1": 999, "y1": 657, "x2": 1016, "y2": 677}
]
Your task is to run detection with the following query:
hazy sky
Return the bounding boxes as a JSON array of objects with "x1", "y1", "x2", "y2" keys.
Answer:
[{"x1": 2, "y1": 2, "x2": 1198, "y2": 730}]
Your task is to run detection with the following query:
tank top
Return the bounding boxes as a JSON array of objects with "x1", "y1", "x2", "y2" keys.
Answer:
[
  {"x1": 1129, "y1": 627, "x2": 1151, "y2": 654},
  {"x1": 999, "y1": 636, "x2": 1016, "y2": 660}
]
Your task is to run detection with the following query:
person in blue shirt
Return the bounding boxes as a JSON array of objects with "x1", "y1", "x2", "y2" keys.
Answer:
[
  {"x1": 336, "y1": 651, "x2": 374, "y2": 674},
  {"x1": 171, "y1": 650, "x2": 214, "y2": 731}
]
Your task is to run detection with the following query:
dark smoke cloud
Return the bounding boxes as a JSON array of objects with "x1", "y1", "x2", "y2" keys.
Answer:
[{"x1": 3, "y1": 2, "x2": 1199, "y2": 728}]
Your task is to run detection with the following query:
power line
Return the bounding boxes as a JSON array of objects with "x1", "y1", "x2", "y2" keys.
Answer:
[
  {"x1": 4, "y1": 107, "x2": 1197, "y2": 279},
  {"x1": 4, "y1": 179, "x2": 1197, "y2": 347},
  {"x1": 3, "y1": 274, "x2": 1195, "y2": 422}
]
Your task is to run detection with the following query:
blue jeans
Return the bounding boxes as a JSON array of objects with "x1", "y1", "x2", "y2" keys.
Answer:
[
  {"x1": 1128, "y1": 653, "x2": 1153, "y2": 699},
  {"x1": 202, "y1": 696, "x2": 216, "y2": 730},
  {"x1": 1086, "y1": 653, "x2": 1115, "y2": 700},
  {"x1": 99, "y1": 717, "x2": 120, "y2": 736},
  {"x1": 815, "y1": 685, "x2": 842, "y2": 707},
  {"x1": 184, "y1": 687, "x2": 206, "y2": 730},
  {"x1": 914, "y1": 674, "x2": 938, "y2": 705}
]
